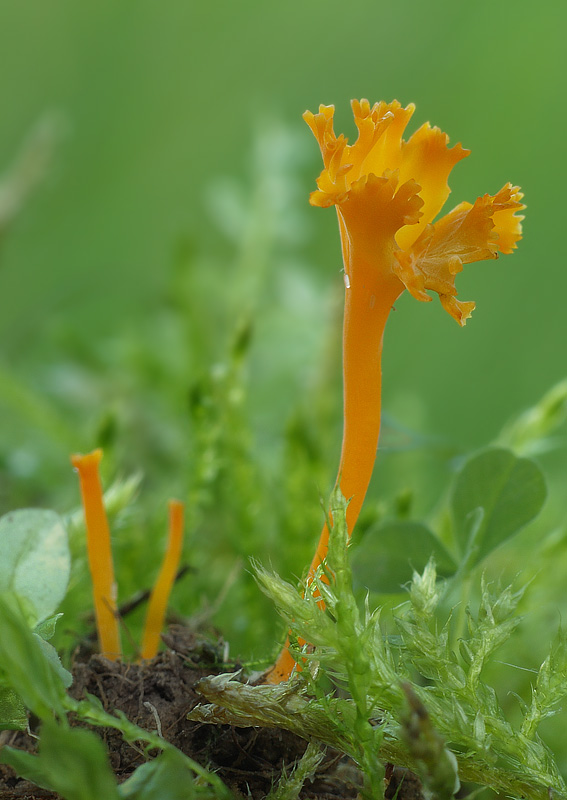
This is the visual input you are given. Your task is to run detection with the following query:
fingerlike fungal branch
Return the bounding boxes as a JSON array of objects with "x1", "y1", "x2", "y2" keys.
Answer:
[
  {"x1": 140, "y1": 499, "x2": 185, "y2": 660},
  {"x1": 266, "y1": 99, "x2": 524, "y2": 683},
  {"x1": 71, "y1": 449, "x2": 122, "y2": 660}
]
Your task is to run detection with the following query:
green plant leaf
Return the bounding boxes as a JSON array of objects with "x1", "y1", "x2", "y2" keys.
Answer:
[
  {"x1": 351, "y1": 521, "x2": 457, "y2": 594},
  {"x1": 34, "y1": 634, "x2": 73, "y2": 688},
  {"x1": 0, "y1": 686, "x2": 27, "y2": 731},
  {"x1": 0, "y1": 719, "x2": 121, "y2": 800},
  {"x1": 0, "y1": 508, "x2": 70, "y2": 623},
  {"x1": 119, "y1": 749, "x2": 213, "y2": 799},
  {"x1": 0, "y1": 593, "x2": 67, "y2": 720},
  {"x1": 0, "y1": 745, "x2": 54, "y2": 792},
  {"x1": 35, "y1": 612, "x2": 64, "y2": 641},
  {"x1": 451, "y1": 448, "x2": 546, "y2": 569}
]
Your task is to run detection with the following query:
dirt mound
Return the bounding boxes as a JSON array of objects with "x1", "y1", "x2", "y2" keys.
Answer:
[{"x1": 0, "y1": 628, "x2": 362, "y2": 799}]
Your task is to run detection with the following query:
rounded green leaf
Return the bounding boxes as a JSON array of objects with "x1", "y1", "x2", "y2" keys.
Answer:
[
  {"x1": 351, "y1": 521, "x2": 457, "y2": 594},
  {"x1": 451, "y1": 448, "x2": 546, "y2": 568},
  {"x1": 0, "y1": 509, "x2": 70, "y2": 623}
]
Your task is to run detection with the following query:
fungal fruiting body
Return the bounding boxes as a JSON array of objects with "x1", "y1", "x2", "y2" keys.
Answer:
[
  {"x1": 265, "y1": 99, "x2": 524, "y2": 684},
  {"x1": 140, "y1": 499, "x2": 185, "y2": 660},
  {"x1": 71, "y1": 449, "x2": 122, "y2": 660},
  {"x1": 72, "y1": 449, "x2": 185, "y2": 661}
]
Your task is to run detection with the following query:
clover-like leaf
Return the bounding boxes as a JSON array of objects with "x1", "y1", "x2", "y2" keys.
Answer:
[
  {"x1": 352, "y1": 521, "x2": 457, "y2": 594},
  {"x1": 451, "y1": 448, "x2": 546, "y2": 568}
]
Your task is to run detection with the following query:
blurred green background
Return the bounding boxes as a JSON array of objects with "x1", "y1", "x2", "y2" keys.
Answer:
[
  {"x1": 0, "y1": 0, "x2": 566, "y2": 659},
  {"x1": 1, "y1": 0, "x2": 563, "y2": 443}
]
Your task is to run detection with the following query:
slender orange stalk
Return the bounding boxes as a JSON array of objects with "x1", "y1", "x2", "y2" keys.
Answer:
[
  {"x1": 140, "y1": 499, "x2": 185, "y2": 660},
  {"x1": 71, "y1": 448, "x2": 122, "y2": 660},
  {"x1": 266, "y1": 99, "x2": 524, "y2": 683}
]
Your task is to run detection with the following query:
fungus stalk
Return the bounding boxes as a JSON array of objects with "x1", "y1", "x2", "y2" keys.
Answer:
[
  {"x1": 71, "y1": 448, "x2": 122, "y2": 660},
  {"x1": 140, "y1": 499, "x2": 185, "y2": 660},
  {"x1": 266, "y1": 99, "x2": 524, "y2": 683}
]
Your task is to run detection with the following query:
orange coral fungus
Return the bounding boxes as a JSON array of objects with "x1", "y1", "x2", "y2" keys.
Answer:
[
  {"x1": 71, "y1": 449, "x2": 122, "y2": 660},
  {"x1": 140, "y1": 499, "x2": 185, "y2": 660},
  {"x1": 266, "y1": 99, "x2": 524, "y2": 684}
]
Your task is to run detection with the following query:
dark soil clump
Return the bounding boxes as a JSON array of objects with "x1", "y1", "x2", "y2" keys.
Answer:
[{"x1": 0, "y1": 627, "x2": 362, "y2": 799}]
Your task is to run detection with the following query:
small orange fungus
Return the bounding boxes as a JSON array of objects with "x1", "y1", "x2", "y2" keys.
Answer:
[
  {"x1": 71, "y1": 449, "x2": 122, "y2": 660},
  {"x1": 266, "y1": 99, "x2": 524, "y2": 683},
  {"x1": 140, "y1": 499, "x2": 185, "y2": 660}
]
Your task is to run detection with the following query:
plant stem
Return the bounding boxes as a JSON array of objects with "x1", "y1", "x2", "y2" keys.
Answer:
[{"x1": 452, "y1": 572, "x2": 472, "y2": 651}]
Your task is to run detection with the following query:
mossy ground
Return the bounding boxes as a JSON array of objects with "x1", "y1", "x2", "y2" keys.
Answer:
[{"x1": 0, "y1": 626, "x2": 363, "y2": 800}]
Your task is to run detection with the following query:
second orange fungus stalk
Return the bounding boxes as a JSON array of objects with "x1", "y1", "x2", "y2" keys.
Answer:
[
  {"x1": 266, "y1": 99, "x2": 524, "y2": 683},
  {"x1": 140, "y1": 499, "x2": 185, "y2": 660}
]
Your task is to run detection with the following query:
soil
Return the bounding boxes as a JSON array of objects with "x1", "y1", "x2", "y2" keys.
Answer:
[{"x1": 0, "y1": 626, "x2": 365, "y2": 800}]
